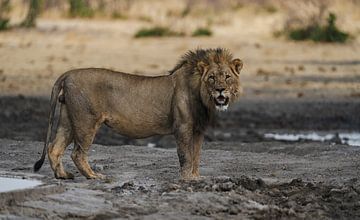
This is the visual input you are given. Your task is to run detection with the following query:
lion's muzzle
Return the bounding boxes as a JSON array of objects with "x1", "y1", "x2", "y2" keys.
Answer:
[{"x1": 213, "y1": 89, "x2": 230, "y2": 111}]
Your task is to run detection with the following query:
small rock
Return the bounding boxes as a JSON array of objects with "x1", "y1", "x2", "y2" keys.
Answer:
[
  {"x1": 138, "y1": 185, "x2": 148, "y2": 193},
  {"x1": 212, "y1": 184, "x2": 219, "y2": 191},
  {"x1": 92, "y1": 164, "x2": 104, "y2": 171},
  {"x1": 111, "y1": 181, "x2": 136, "y2": 193},
  {"x1": 220, "y1": 181, "x2": 234, "y2": 191},
  {"x1": 329, "y1": 187, "x2": 348, "y2": 196},
  {"x1": 229, "y1": 207, "x2": 239, "y2": 215},
  {"x1": 347, "y1": 190, "x2": 358, "y2": 198},
  {"x1": 290, "y1": 178, "x2": 303, "y2": 186},
  {"x1": 168, "y1": 183, "x2": 181, "y2": 191},
  {"x1": 122, "y1": 181, "x2": 135, "y2": 189},
  {"x1": 204, "y1": 185, "x2": 212, "y2": 191},
  {"x1": 214, "y1": 176, "x2": 231, "y2": 183},
  {"x1": 306, "y1": 182, "x2": 315, "y2": 189}
]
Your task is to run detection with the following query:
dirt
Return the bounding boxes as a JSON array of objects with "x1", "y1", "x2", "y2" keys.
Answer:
[
  {"x1": 0, "y1": 17, "x2": 360, "y2": 219},
  {"x1": 0, "y1": 139, "x2": 359, "y2": 219},
  {"x1": 0, "y1": 96, "x2": 359, "y2": 147},
  {"x1": 0, "y1": 97, "x2": 359, "y2": 219}
]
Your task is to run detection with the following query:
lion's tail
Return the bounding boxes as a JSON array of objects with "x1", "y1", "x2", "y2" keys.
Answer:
[{"x1": 34, "y1": 73, "x2": 68, "y2": 172}]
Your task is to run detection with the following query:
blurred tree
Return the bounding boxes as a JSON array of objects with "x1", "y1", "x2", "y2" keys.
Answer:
[
  {"x1": 0, "y1": 0, "x2": 10, "y2": 15},
  {"x1": 21, "y1": 0, "x2": 42, "y2": 28},
  {"x1": 68, "y1": 0, "x2": 93, "y2": 18},
  {"x1": 0, "y1": 0, "x2": 10, "y2": 30},
  {"x1": 44, "y1": 0, "x2": 60, "y2": 9}
]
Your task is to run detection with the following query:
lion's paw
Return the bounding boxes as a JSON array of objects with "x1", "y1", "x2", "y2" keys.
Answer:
[
  {"x1": 86, "y1": 172, "x2": 106, "y2": 180},
  {"x1": 55, "y1": 171, "x2": 75, "y2": 180}
]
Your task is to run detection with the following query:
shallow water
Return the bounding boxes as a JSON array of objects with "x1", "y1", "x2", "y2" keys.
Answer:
[
  {"x1": 264, "y1": 132, "x2": 360, "y2": 147},
  {"x1": 0, "y1": 177, "x2": 42, "y2": 193}
]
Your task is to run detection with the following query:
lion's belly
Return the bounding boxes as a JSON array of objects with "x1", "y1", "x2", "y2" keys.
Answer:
[
  {"x1": 64, "y1": 71, "x2": 175, "y2": 138},
  {"x1": 104, "y1": 113, "x2": 173, "y2": 139}
]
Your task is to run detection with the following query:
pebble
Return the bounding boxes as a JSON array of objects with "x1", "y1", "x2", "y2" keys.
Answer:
[{"x1": 168, "y1": 183, "x2": 181, "y2": 191}]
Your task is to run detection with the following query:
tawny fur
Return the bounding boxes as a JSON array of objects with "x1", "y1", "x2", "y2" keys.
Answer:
[{"x1": 34, "y1": 48, "x2": 243, "y2": 180}]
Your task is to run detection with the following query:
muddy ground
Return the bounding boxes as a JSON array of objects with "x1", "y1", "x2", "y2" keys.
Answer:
[
  {"x1": 0, "y1": 96, "x2": 359, "y2": 219},
  {"x1": 1, "y1": 96, "x2": 359, "y2": 147},
  {"x1": 0, "y1": 137, "x2": 360, "y2": 219},
  {"x1": 0, "y1": 17, "x2": 360, "y2": 219}
]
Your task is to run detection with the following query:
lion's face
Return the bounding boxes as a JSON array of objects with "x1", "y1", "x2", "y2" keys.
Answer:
[{"x1": 199, "y1": 59, "x2": 243, "y2": 111}]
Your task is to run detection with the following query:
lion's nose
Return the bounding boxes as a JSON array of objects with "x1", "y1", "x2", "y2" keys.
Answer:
[{"x1": 216, "y1": 88, "x2": 225, "y2": 94}]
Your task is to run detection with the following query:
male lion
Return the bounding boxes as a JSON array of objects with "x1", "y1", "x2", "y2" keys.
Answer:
[{"x1": 34, "y1": 48, "x2": 243, "y2": 180}]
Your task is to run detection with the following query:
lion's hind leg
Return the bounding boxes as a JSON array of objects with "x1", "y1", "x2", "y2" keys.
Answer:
[
  {"x1": 48, "y1": 104, "x2": 74, "y2": 179},
  {"x1": 71, "y1": 117, "x2": 104, "y2": 179}
]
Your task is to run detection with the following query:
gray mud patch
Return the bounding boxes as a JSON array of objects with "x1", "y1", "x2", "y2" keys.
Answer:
[
  {"x1": 0, "y1": 96, "x2": 359, "y2": 218},
  {"x1": 2, "y1": 174, "x2": 359, "y2": 219},
  {"x1": 0, "y1": 139, "x2": 360, "y2": 219},
  {"x1": 160, "y1": 176, "x2": 360, "y2": 219},
  {"x1": 0, "y1": 96, "x2": 359, "y2": 146}
]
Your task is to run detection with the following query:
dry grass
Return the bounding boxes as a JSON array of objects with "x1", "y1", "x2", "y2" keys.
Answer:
[
  {"x1": 278, "y1": 0, "x2": 360, "y2": 34},
  {"x1": 1, "y1": 0, "x2": 359, "y2": 39},
  {"x1": 280, "y1": 0, "x2": 330, "y2": 29}
]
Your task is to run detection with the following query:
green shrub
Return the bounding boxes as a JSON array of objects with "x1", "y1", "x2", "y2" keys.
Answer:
[
  {"x1": 288, "y1": 13, "x2": 349, "y2": 43},
  {"x1": 0, "y1": 0, "x2": 10, "y2": 31},
  {"x1": 0, "y1": 18, "x2": 9, "y2": 31},
  {"x1": 134, "y1": 26, "x2": 184, "y2": 38},
  {"x1": 264, "y1": 5, "x2": 277, "y2": 13},
  {"x1": 192, "y1": 27, "x2": 212, "y2": 37},
  {"x1": 68, "y1": 0, "x2": 94, "y2": 18},
  {"x1": 111, "y1": 11, "x2": 127, "y2": 20},
  {"x1": 138, "y1": 16, "x2": 152, "y2": 22}
]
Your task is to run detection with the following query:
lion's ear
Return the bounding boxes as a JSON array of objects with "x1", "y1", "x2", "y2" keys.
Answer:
[
  {"x1": 197, "y1": 61, "x2": 208, "y2": 75},
  {"x1": 231, "y1": 59, "x2": 243, "y2": 75}
]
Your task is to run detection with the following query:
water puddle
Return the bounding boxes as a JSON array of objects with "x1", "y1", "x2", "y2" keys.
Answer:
[
  {"x1": 0, "y1": 177, "x2": 42, "y2": 193},
  {"x1": 264, "y1": 132, "x2": 360, "y2": 147}
]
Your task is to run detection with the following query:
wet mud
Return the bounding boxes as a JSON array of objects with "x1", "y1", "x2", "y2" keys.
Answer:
[
  {"x1": 0, "y1": 96, "x2": 359, "y2": 219},
  {"x1": 1, "y1": 96, "x2": 359, "y2": 146},
  {"x1": 0, "y1": 138, "x2": 359, "y2": 219}
]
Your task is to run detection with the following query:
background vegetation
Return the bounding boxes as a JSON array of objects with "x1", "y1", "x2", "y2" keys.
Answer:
[
  {"x1": 0, "y1": 0, "x2": 358, "y2": 42},
  {"x1": 288, "y1": 13, "x2": 349, "y2": 42}
]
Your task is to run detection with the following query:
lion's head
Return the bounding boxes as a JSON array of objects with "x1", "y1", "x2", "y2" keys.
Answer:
[
  {"x1": 198, "y1": 57, "x2": 243, "y2": 111},
  {"x1": 172, "y1": 48, "x2": 243, "y2": 111}
]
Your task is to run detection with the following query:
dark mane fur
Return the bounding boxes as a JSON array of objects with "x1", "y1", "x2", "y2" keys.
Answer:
[
  {"x1": 168, "y1": 48, "x2": 234, "y2": 75},
  {"x1": 168, "y1": 48, "x2": 233, "y2": 131},
  {"x1": 192, "y1": 95, "x2": 214, "y2": 133}
]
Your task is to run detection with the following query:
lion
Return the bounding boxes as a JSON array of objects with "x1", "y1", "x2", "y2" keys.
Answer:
[{"x1": 33, "y1": 48, "x2": 243, "y2": 180}]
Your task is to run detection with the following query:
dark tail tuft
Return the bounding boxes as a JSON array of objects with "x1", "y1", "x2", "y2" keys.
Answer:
[{"x1": 34, "y1": 156, "x2": 45, "y2": 172}]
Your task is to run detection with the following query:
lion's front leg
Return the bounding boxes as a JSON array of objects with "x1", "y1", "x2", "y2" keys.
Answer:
[
  {"x1": 192, "y1": 132, "x2": 204, "y2": 178},
  {"x1": 175, "y1": 124, "x2": 194, "y2": 180}
]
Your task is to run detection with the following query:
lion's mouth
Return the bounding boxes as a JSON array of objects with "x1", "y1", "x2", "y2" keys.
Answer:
[{"x1": 214, "y1": 95, "x2": 229, "y2": 111}]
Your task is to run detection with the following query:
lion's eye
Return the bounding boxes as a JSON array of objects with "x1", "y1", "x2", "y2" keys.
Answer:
[
  {"x1": 225, "y1": 75, "x2": 231, "y2": 80},
  {"x1": 208, "y1": 76, "x2": 215, "y2": 82}
]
